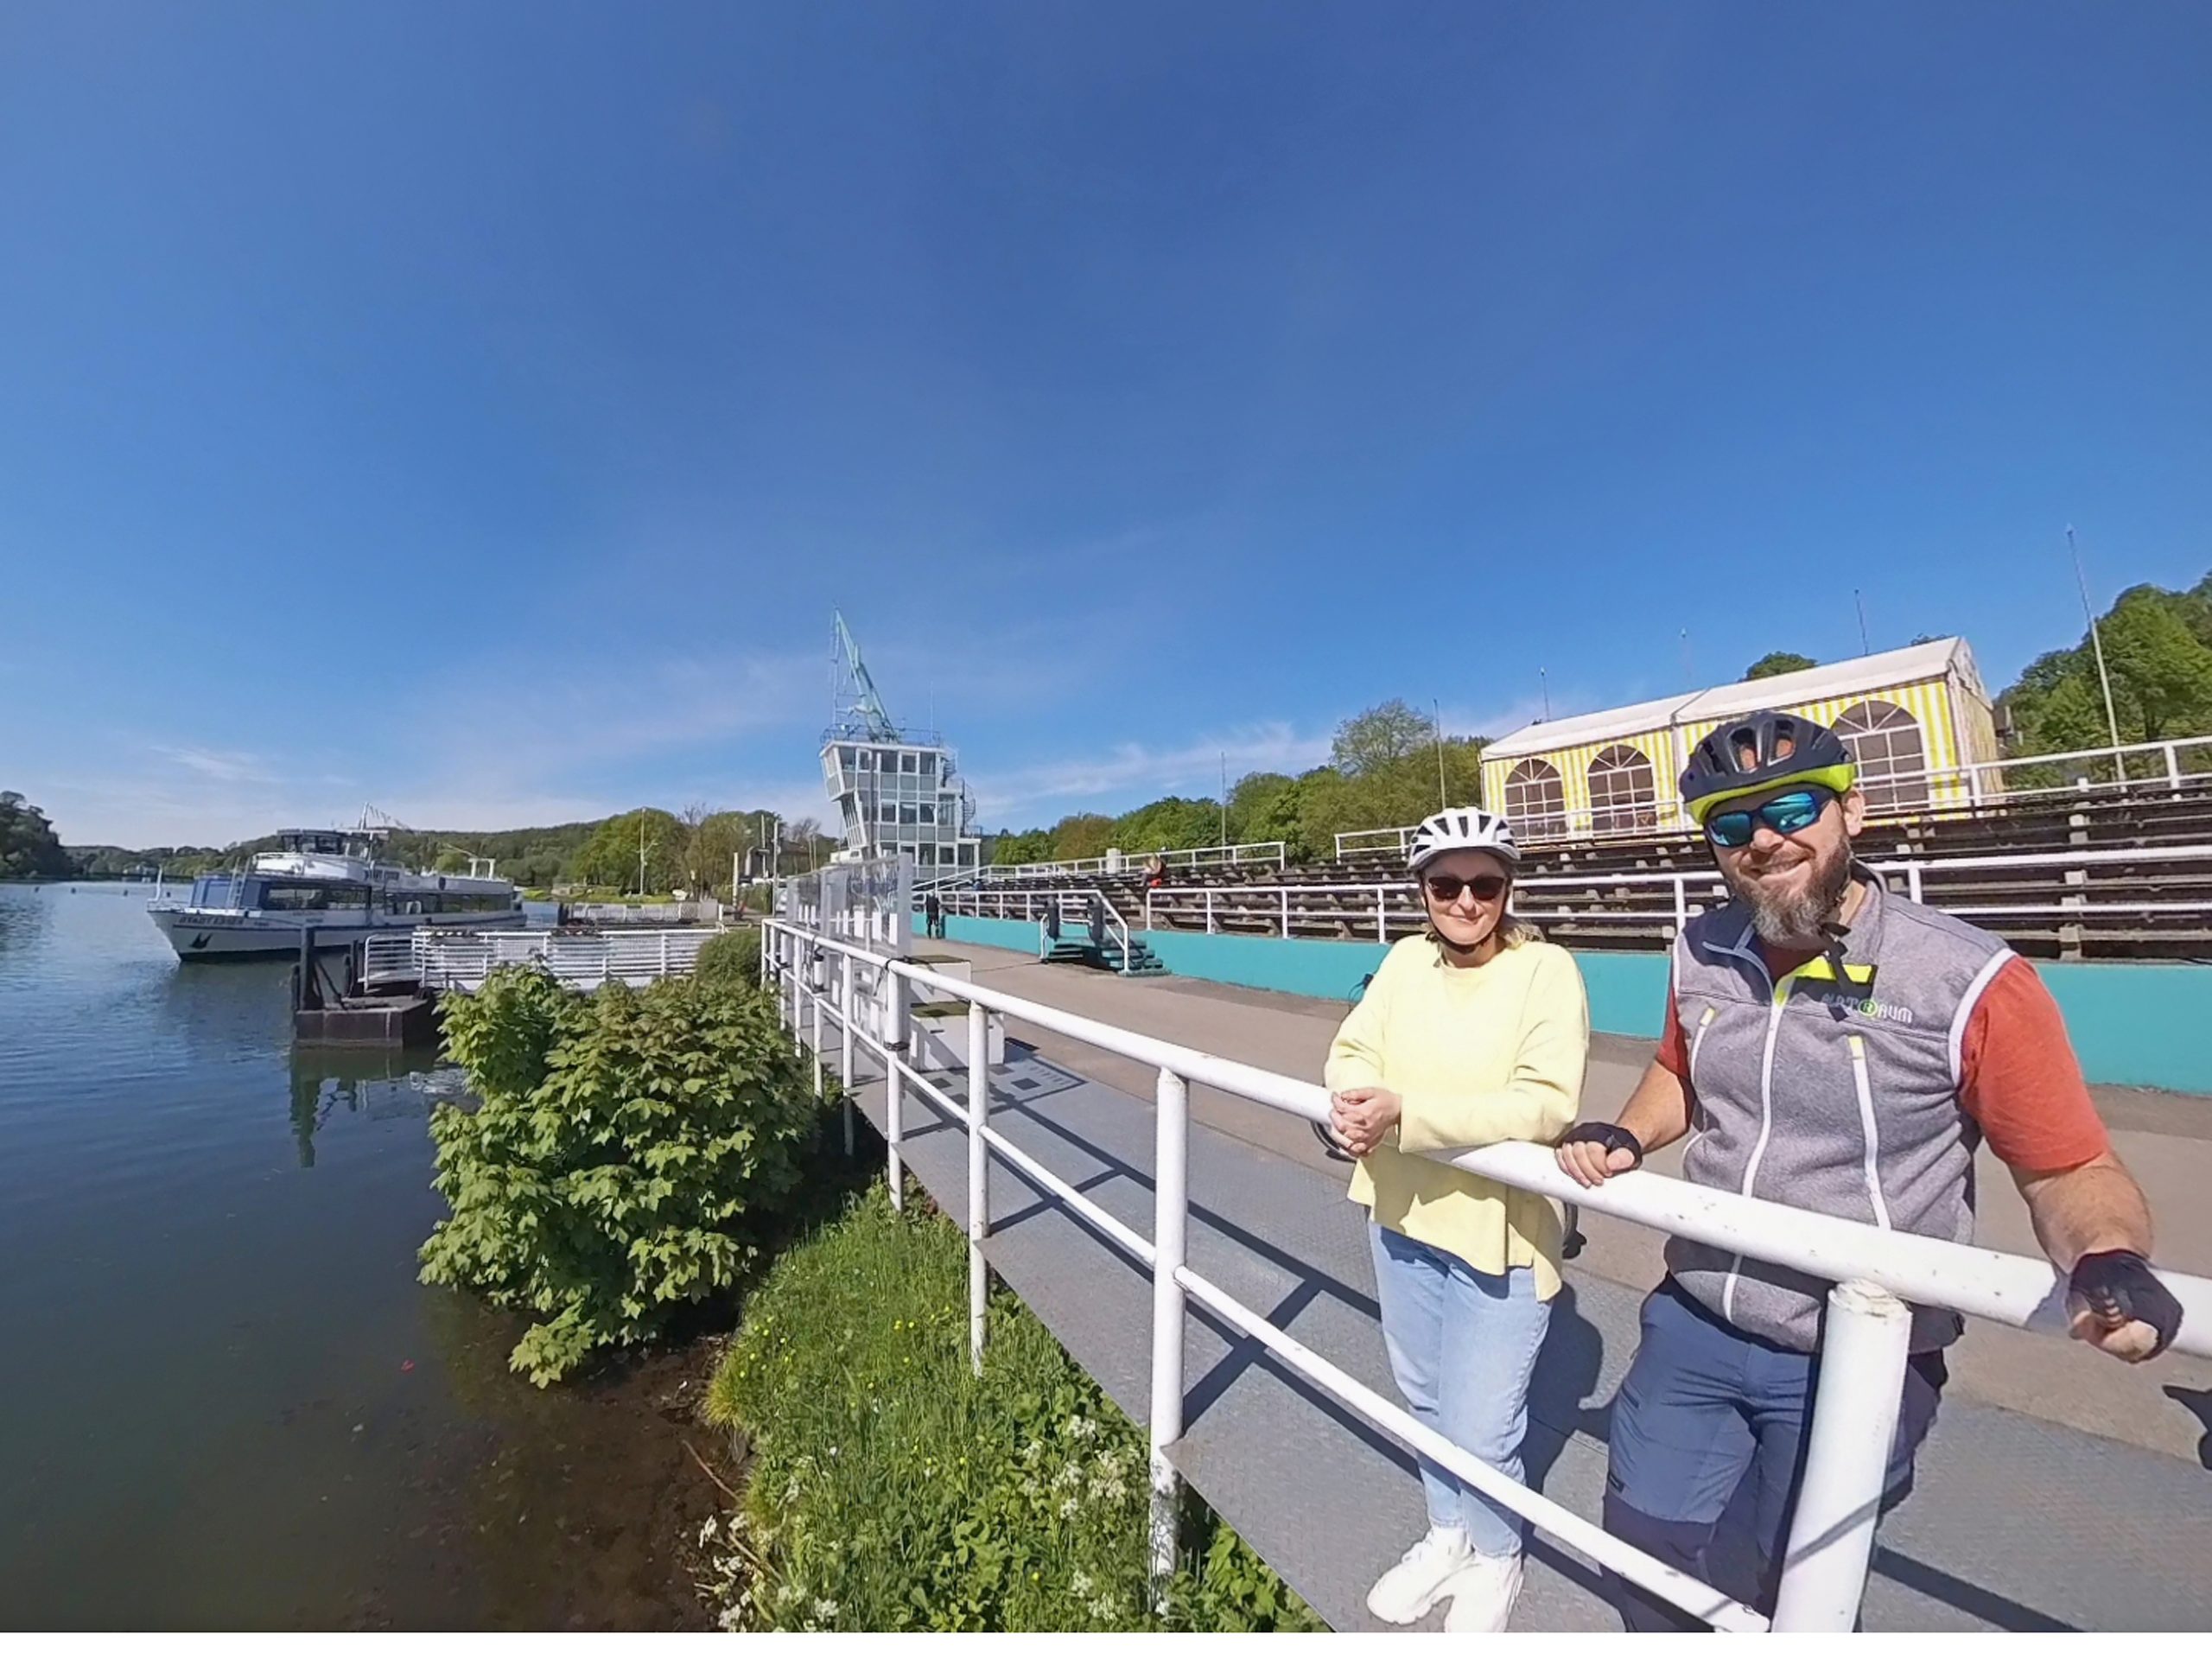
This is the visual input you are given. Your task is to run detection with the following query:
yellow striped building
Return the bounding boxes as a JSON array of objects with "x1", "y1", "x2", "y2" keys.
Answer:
[{"x1": 1478, "y1": 639, "x2": 2000, "y2": 841}]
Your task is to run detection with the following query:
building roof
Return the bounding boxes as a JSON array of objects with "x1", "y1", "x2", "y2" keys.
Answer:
[{"x1": 1483, "y1": 638, "x2": 1975, "y2": 760}]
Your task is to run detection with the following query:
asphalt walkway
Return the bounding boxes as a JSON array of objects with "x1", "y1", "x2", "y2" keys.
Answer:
[{"x1": 820, "y1": 938, "x2": 2212, "y2": 1631}]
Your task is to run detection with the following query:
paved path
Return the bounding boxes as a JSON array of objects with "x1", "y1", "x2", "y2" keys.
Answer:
[{"x1": 817, "y1": 939, "x2": 2212, "y2": 1631}]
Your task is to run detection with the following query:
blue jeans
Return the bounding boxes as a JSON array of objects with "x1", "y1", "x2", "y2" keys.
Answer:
[
  {"x1": 1604, "y1": 1281, "x2": 1947, "y2": 1629},
  {"x1": 1369, "y1": 1221, "x2": 1553, "y2": 1558}
]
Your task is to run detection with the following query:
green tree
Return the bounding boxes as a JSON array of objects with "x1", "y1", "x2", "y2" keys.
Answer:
[
  {"x1": 1114, "y1": 795, "x2": 1224, "y2": 853},
  {"x1": 577, "y1": 807, "x2": 685, "y2": 892},
  {"x1": 990, "y1": 829, "x2": 1054, "y2": 867},
  {"x1": 0, "y1": 792, "x2": 73, "y2": 880},
  {"x1": 1227, "y1": 772, "x2": 1308, "y2": 855},
  {"x1": 1052, "y1": 813, "x2": 1116, "y2": 861},
  {"x1": 1999, "y1": 571, "x2": 2212, "y2": 758},
  {"x1": 1331, "y1": 700, "x2": 1433, "y2": 775},
  {"x1": 1745, "y1": 652, "x2": 1818, "y2": 680}
]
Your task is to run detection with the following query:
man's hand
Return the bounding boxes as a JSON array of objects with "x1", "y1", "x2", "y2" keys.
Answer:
[
  {"x1": 2067, "y1": 1249, "x2": 2183, "y2": 1363},
  {"x1": 1329, "y1": 1087, "x2": 1402, "y2": 1159},
  {"x1": 1556, "y1": 1122, "x2": 1644, "y2": 1188}
]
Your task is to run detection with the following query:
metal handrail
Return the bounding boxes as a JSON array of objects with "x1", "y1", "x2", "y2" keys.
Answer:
[
  {"x1": 939, "y1": 840, "x2": 1290, "y2": 888},
  {"x1": 359, "y1": 925, "x2": 721, "y2": 991},
  {"x1": 1337, "y1": 731, "x2": 2212, "y2": 858},
  {"x1": 762, "y1": 917, "x2": 2209, "y2": 1632}
]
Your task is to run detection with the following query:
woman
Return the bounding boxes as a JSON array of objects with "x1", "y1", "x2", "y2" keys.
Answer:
[{"x1": 1325, "y1": 807, "x2": 1589, "y2": 1632}]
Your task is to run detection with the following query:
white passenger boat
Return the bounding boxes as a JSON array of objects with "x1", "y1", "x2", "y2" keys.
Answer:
[{"x1": 149, "y1": 826, "x2": 525, "y2": 960}]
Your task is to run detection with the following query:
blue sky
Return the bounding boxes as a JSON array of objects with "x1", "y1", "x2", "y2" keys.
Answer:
[{"x1": 4, "y1": 3, "x2": 2209, "y2": 847}]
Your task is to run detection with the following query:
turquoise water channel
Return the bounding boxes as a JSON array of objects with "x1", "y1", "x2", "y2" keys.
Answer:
[{"x1": 0, "y1": 885, "x2": 715, "y2": 1630}]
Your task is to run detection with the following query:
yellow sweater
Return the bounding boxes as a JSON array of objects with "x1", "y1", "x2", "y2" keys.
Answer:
[{"x1": 1325, "y1": 934, "x2": 1590, "y2": 1300}]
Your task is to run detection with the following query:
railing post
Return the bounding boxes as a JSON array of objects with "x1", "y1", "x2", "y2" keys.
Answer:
[
  {"x1": 810, "y1": 950, "x2": 824, "y2": 1100},
  {"x1": 1147, "y1": 1066, "x2": 1191, "y2": 1599},
  {"x1": 1205, "y1": 890, "x2": 1216, "y2": 935},
  {"x1": 785, "y1": 932, "x2": 802, "y2": 1054},
  {"x1": 1376, "y1": 887, "x2": 1387, "y2": 943},
  {"x1": 1906, "y1": 862, "x2": 1924, "y2": 905},
  {"x1": 881, "y1": 962, "x2": 906, "y2": 1211},
  {"x1": 1280, "y1": 887, "x2": 1290, "y2": 938},
  {"x1": 1770, "y1": 1280, "x2": 1912, "y2": 1631},
  {"x1": 967, "y1": 1000, "x2": 990, "y2": 1376},
  {"x1": 838, "y1": 951, "x2": 855, "y2": 1156},
  {"x1": 2167, "y1": 742, "x2": 2183, "y2": 793}
]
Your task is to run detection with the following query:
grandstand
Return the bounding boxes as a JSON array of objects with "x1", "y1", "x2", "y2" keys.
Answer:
[{"x1": 933, "y1": 731, "x2": 2212, "y2": 963}]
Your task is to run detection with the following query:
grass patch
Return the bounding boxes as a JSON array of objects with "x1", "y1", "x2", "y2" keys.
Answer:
[{"x1": 700, "y1": 1183, "x2": 1323, "y2": 1631}]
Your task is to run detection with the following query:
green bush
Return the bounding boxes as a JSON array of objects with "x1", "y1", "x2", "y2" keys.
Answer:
[
  {"x1": 694, "y1": 926, "x2": 763, "y2": 995},
  {"x1": 700, "y1": 1185, "x2": 1321, "y2": 1631},
  {"x1": 421, "y1": 965, "x2": 823, "y2": 1385}
]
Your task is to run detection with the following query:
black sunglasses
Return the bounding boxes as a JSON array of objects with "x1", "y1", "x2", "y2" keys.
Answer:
[
  {"x1": 1704, "y1": 787, "x2": 1835, "y2": 849},
  {"x1": 1422, "y1": 872, "x2": 1508, "y2": 903}
]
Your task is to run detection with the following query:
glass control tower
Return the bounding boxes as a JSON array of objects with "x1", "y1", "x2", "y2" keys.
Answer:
[{"x1": 820, "y1": 612, "x2": 982, "y2": 874}]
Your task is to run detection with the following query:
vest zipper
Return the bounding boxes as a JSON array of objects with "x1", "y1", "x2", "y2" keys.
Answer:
[
  {"x1": 1683, "y1": 1006, "x2": 1718, "y2": 1149},
  {"x1": 1722, "y1": 969, "x2": 1793, "y2": 1327},
  {"x1": 1848, "y1": 1033, "x2": 1892, "y2": 1229}
]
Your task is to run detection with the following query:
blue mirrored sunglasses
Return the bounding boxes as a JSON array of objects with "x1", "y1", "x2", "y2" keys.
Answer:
[{"x1": 1704, "y1": 787, "x2": 1834, "y2": 849}]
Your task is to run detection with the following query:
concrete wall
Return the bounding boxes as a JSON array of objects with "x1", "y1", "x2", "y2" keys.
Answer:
[{"x1": 918, "y1": 913, "x2": 2209, "y2": 1095}]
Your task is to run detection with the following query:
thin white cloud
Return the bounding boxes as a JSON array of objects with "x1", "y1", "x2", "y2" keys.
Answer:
[
  {"x1": 967, "y1": 722, "x2": 1333, "y2": 824},
  {"x1": 149, "y1": 745, "x2": 273, "y2": 785}
]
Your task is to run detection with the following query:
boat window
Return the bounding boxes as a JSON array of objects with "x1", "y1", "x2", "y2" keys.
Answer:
[{"x1": 260, "y1": 884, "x2": 370, "y2": 911}]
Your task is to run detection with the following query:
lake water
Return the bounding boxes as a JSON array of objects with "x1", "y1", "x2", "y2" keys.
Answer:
[{"x1": 0, "y1": 885, "x2": 718, "y2": 1630}]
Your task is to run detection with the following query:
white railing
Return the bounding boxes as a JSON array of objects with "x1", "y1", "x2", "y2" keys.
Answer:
[
  {"x1": 1141, "y1": 845, "x2": 2212, "y2": 941},
  {"x1": 938, "y1": 840, "x2": 1290, "y2": 888},
  {"x1": 761, "y1": 917, "x2": 2210, "y2": 1632},
  {"x1": 359, "y1": 926, "x2": 720, "y2": 991},
  {"x1": 1335, "y1": 732, "x2": 2212, "y2": 859},
  {"x1": 564, "y1": 899, "x2": 723, "y2": 925}
]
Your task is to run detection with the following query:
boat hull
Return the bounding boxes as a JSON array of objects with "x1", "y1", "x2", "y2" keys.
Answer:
[{"x1": 151, "y1": 909, "x2": 528, "y2": 960}]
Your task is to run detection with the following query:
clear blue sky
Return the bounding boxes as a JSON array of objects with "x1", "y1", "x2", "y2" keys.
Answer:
[{"x1": 5, "y1": 2, "x2": 2209, "y2": 846}]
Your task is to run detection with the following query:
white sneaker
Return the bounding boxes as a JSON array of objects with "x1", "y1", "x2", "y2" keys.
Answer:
[
  {"x1": 1366, "y1": 1525, "x2": 1473, "y2": 1624},
  {"x1": 1442, "y1": 1549, "x2": 1525, "y2": 1633}
]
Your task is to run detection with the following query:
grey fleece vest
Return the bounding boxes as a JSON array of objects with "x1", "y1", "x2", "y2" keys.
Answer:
[{"x1": 1668, "y1": 872, "x2": 2014, "y2": 1353}]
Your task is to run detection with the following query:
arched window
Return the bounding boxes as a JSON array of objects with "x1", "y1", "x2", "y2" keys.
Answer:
[
  {"x1": 1503, "y1": 759, "x2": 1567, "y2": 839},
  {"x1": 1587, "y1": 744, "x2": 1658, "y2": 833},
  {"x1": 1835, "y1": 699, "x2": 1929, "y2": 813}
]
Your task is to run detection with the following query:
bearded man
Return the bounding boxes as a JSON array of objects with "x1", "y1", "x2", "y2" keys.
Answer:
[{"x1": 1554, "y1": 710, "x2": 2180, "y2": 1630}]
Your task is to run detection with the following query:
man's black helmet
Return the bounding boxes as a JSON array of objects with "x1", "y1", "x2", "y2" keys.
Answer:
[{"x1": 1679, "y1": 709, "x2": 1857, "y2": 823}]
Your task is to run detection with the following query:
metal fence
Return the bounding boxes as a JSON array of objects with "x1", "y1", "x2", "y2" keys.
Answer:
[
  {"x1": 360, "y1": 926, "x2": 720, "y2": 991},
  {"x1": 1336, "y1": 732, "x2": 2212, "y2": 859},
  {"x1": 1124, "y1": 844, "x2": 2212, "y2": 940},
  {"x1": 935, "y1": 840, "x2": 1289, "y2": 888},
  {"x1": 564, "y1": 899, "x2": 723, "y2": 925},
  {"x1": 761, "y1": 915, "x2": 2212, "y2": 1631}
]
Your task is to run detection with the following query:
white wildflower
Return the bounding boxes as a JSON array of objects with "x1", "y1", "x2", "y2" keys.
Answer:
[
  {"x1": 813, "y1": 1598, "x2": 840, "y2": 1622},
  {"x1": 1058, "y1": 1496, "x2": 1081, "y2": 1519},
  {"x1": 1088, "y1": 1593, "x2": 1119, "y2": 1621},
  {"x1": 1071, "y1": 1570, "x2": 1096, "y2": 1596}
]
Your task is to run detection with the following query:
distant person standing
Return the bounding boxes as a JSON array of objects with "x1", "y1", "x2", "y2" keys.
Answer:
[{"x1": 923, "y1": 890, "x2": 943, "y2": 940}]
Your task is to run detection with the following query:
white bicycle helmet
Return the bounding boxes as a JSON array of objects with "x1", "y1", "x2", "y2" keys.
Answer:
[{"x1": 1407, "y1": 807, "x2": 1520, "y2": 872}]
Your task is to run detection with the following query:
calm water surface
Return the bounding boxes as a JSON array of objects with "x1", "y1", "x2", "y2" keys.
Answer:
[{"x1": 0, "y1": 886, "x2": 713, "y2": 1630}]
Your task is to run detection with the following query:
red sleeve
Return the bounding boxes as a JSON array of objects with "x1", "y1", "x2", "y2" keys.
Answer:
[
  {"x1": 1959, "y1": 957, "x2": 2111, "y2": 1173},
  {"x1": 1655, "y1": 981, "x2": 1690, "y2": 1077}
]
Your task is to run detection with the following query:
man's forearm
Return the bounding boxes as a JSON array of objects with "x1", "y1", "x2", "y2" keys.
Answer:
[
  {"x1": 1615, "y1": 1064, "x2": 1694, "y2": 1155},
  {"x1": 2018, "y1": 1152, "x2": 2154, "y2": 1269}
]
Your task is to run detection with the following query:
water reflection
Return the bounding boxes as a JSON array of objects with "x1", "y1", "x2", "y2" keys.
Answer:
[{"x1": 288, "y1": 1049, "x2": 469, "y2": 1167}]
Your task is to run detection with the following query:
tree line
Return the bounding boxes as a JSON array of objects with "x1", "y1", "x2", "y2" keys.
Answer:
[{"x1": 990, "y1": 700, "x2": 1485, "y2": 867}]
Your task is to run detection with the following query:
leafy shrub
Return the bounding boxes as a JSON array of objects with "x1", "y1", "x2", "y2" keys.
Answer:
[
  {"x1": 422, "y1": 965, "x2": 823, "y2": 1385},
  {"x1": 700, "y1": 1185, "x2": 1321, "y2": 1631},
  {"x1": 694, "y1": 926, "x2": 762, "y2": 995}
]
